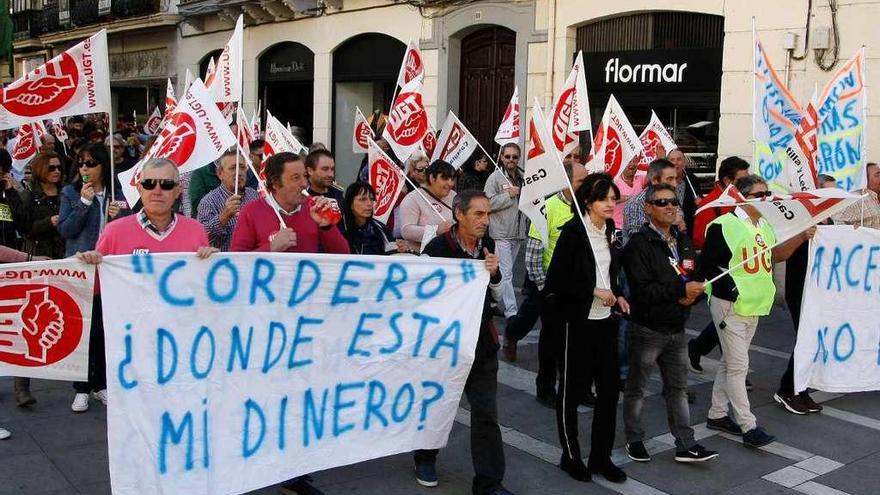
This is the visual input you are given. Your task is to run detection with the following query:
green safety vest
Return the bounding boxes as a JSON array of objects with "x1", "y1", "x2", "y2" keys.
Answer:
[
  {"x1": 528, "y1": 194, "x2": 573, "y2": 271},
  {"x1": 709, "y1": 213, "x2": 777, "y2": 316}
]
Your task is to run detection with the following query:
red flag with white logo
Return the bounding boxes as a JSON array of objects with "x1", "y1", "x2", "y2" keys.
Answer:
[
  {"x1": 0, "y1": 30, "x2": 111, "y2": 129},
  {"x1": 590, "y1": 95, "x2": 643, "y2": 179},
  {"x1": 637, "y1": 110, "x2": 677, "y2": 174},
  {"x1": 396, "y1": 40, "x2": 425, "y2": 89},
  {"x1": 495, "y1": 86, "x2": 521, "y2": 147},
  {"x1": 367, "y1": 138, "x2": 407, "y2": 225},
  {"x1": 520, "y1": 98, "x2": 572, "y2": 246},
  {"x1": 117, "y1": 79, "x2": 237, "y2": 207},
  {"x1": 549, "y1": 51, "x2": 591, "y2": 158},
  {"x1": 431, "y1": 111, "x2": 479, "y2": 169},
  {"x1": 382, "y1": 77, "x2": 429, "y2": 162},
  {"x1": 144, "y1": 107, "x2": 163, "y2": 135},
  {"x1": 10, "y1": 123, "x2": 41, "y2": 170},
  {"x1": 352, "y1": 106, "x2": 373, "y2": 154}
]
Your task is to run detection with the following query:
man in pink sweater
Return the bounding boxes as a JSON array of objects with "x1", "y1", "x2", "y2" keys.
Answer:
[
  {"x1": 230, "y1": 151, "x2": 349, "y2": 254},
  {"x1": 75, "y1": 157, "x2": 217, "y2": 413}
]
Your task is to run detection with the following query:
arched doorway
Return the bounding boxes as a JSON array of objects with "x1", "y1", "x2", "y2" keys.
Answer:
[
  {"x1": 259, "y1": 42, "x2": 315, "y2": 144},
  {"x1": 458, "y1": 26, "x2": 516, "y2": 156},
  {"x1": 332, "y1": 33, "x2": 406, "y2": 183},
  {"x1": 199, "y1": 49, "x2": 224, "y2": 81}
]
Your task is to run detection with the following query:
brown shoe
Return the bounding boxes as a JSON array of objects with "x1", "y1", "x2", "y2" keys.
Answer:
[{"x1": 15, "y1": 390, "x2": 36, "y2": 407}]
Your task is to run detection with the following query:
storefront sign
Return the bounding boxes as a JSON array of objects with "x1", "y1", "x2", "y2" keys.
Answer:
[
  {"x1": 110, "y1": 48, "x2": 169, "y2": 81},
  {"x1": 584, "y1": 48, "x2": 722, "y2": 93},
  {"x1": 259, "y1": 42, "x2": 314, "y2": 82}
]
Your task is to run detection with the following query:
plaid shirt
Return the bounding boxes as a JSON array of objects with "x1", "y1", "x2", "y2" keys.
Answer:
[
  {"x1": 832, "y1": 189, "x2": 880, "y2": 229},
  {"x1": 525, "y1": 237, "x2": 546, "y2": 290},
  {"x1": 623, "y1": 189, "x2": 648, "y2": 243},
  {"x1": 137, "y1": 210, "x2": 178, "y2": 240},
  {"x1": 196, "y1": 185, "x2": 260, "y2": 251}
]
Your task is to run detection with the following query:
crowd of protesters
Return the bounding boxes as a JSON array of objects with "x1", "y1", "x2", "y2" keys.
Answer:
[{"x1": 1, "y1": 112, "x2": 879, "y2": 495}]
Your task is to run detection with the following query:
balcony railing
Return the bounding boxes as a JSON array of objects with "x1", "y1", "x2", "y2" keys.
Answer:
[
  {"x1": 70, "y1": 0, "x2": 100, "y2": 26},
  {"x1": 31, "y1": 5, "x2": 61, "y2": 36},
  {"x1": 112, "y1": 0, "x2": 160, "y2": 19}
]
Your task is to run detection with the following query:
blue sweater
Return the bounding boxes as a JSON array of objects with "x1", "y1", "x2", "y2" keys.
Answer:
[{"x1": 58, "y1": 184, "x2": 129, "y2": 257}]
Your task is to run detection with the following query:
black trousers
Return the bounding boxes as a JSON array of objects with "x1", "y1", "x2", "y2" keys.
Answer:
[
  {"x1": 778, "y1": 280, "x2": 804, "y2": 396},
  {"x1": 536, "y1": 294, "x2": 562, "y2": 397},
  {"x1": 556, "y1": 316, "x2": 619, "y2": 466},
  {"x1": 690, "y1": 320, "x2": 719, "y2": 357},
  {"x1": 504, "y1": 278, "x2": 541, "y2": 343},
  {"x1": 74, "y1": 295, "x2": 106, "y2": 393},
  {"x1": 414, "y1": 349, "x2": 505, "y2": 495}
]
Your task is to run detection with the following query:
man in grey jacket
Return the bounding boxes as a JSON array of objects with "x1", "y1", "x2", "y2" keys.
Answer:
[{"x1": 484, "y1": 143, "x2": 529, "y2": 321}]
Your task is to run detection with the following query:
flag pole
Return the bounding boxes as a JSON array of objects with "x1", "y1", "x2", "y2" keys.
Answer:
[
  {"x1": 239, "y1": 146, "x2": 284, "y2": 228},
  {"x1": 107, "y1": 112, "x2": 115, "y2": 230},
  {"x1": 752, "y1": 17, "x2": 758, "y2": 164},
  {"x1": 234, "y1": 103, "x2": 241, "y2": 196},
  {"x1": 476, "y1": 139, "x2": 513, "y2": 187},
  {"x1": 400, "y1": 169, "x2": 447, "y2": 223}
]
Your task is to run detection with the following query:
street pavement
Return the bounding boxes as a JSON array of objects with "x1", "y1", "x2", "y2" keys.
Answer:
[{"x1": 2, "y1": 292, "x2": 879, "y2": 495}]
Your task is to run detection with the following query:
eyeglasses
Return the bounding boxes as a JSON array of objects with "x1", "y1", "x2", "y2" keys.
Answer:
[
  {"x1": 78, "y1": 160, "x2": 99, "y2": 169},
  {"x1": 47, "y1": 165, "x2": 61, "y2": 172},
  {"x1": 747, "y1": 191, "x2": 772, "y2": 198},
  {"x1": 414, "y1": 167, "x2": 427, "y2": 173},
  {"x1": 140, "y1": 179, "x2": 178, "y2": 191},
  {"x1": 647, "y1": 197, "x2": 680, "y2": 207},
  {"x1": 503, "y1": 155, "x2": 520, "y2": 160}
]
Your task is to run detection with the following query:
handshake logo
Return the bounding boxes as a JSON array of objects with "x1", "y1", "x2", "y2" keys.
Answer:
[{"x1": 0, "y1": 286, "x2": 82, "y2": 367}]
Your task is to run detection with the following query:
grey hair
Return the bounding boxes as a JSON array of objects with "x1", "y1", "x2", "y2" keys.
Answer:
[
  {"x1": 734, "y1": 174, "x2": 767, "y2": 196},
  {"x1": 141, "y1": 157, "x2": 180, "y2": 182},
  {"x1": 214, "y1": 148, "x2": 237, "y2": 168},
  {"x1": 452, "y1": 189, "x2": 488, "y2": 216},
  {"x1": 405, "y1": 152, "x2": 428, "y2": 171},
  {"x1": 645, "y1": 158, "x2": 675, "y2": 184}
]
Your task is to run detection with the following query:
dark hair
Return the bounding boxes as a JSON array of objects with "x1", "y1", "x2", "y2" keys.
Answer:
[
  {"x1": 460, "y1": 151, "x2": 491, "y2": 180},
  {"x1": 499, "y1": 143, "x2": 521, "y2": 157},
  {"x1": 342, "y1": 181, "x2": 376, "y2": 232},
  {"x1": 717, "y1": 156, "x2": 751, "y2": 183},
  {"x1": 426, "y1": 160, "x2": 456, "y2": 182},
  {"x1": 818, "y1": 174, "x2": 836, "y2": 184},
  {"x1": 305, "y1": 148, "x2": 334, "y2": 169},
  {"x1": 573, "y1": 172, "x2": 620, "y2": 216},
  {"x1": 264, "y1": 152, "x2": 302, "y2": 192},
  {"x1": 249, "y1": 139, "x2": 265, "y2": 154},
  {"x1": 646, "y1": 158, "x2": 675, "y2": 183},
  {"x1": 644, "y1": 183, "x2": 677, "y2": 202},
  {"x1": 73, "y1": 143, "x2": 112, "y2": 190},
  {"x1": 734, "y1": 174, "x2": 767, "y2": 196},
  {"x1": 452, "y1": 189, "x2": 488, "y2": 217}
]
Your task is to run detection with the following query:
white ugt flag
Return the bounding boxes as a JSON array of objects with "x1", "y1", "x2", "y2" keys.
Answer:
[
  {"x1": 206, "y1": 15, "x2": 243, "y2": 104},
  {"x1": 352, "y1": 106, "x2": 373, "y2": 154},
  {"x1": 494, "y1": 86, "x2": 521, "y2": 147},
  {"x1": 367, "y1": 138, "x2": 407, "y2": 225},
  {"x1": 117, "y1": 79, "x2": 237, "y2": 207},
  {"x1": 591, "y1": 95, "x2": 643, "y2": 178},
  {"x1": 637, "y1": 110, "x2": 677, "y2": 173},
  {"x1": 263, "y1": 111, "x2": 307, "y2": 160},
  {"x1": 520, "y1": 98, "x2": 571, "y2": 247},
  {"x1": 549, "y1": 51, "x2": 590, "y2": 158},
  {"x1": 431, "y1": 111, "x2": 479, "y2": 170},
  {"x1": 0, "y1": 30, "x2": 111, "y2": 129}
]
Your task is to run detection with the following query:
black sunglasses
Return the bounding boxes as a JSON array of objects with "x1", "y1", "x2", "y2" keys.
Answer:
[
  {"x1": 78, "y1": 160, "x2": 100, "y2": 169},
  {"x1": 747, "y1": 191, "x2": 773, "y2": 198},
  {"x1": 503, "y1": 154, "x2": 520, "y2": 160},
  {"x1": 647, "y1": 197, "x2": 680, "y2": 207},
  {"x1": 47, "y1": 165, "x2": 62, "y2": 172},
  {"x1": 140, "y1": 179, "x2": 178, "y2": 191}
]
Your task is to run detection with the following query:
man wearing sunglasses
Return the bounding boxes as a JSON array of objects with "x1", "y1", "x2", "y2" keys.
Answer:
[
  {"x1": 76, "y1": 157, "x2": 217, "y2": 264},
  {"x1": 622, "y1": 184, "x2": 717, "y2": 464},
  {"x1": 622, "y1": 159, "x2": 680, "y2": 244},
  {"x1": 699, "y1": 174, "x2": 814, "y2": 449},
  {"x1": 484, "y1": 143, "x2": 527, "y2": 324}
]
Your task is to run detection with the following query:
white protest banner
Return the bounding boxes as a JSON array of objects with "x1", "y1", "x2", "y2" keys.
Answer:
[
  {"x1": 367, "y1": 138, "x2": 406, "y2": 225},
  {"x1": 145, "y1": 106, "x2": 163, "y2": 135},
  {"x1": 0, "y1": 30, "x2": 110, "y2": 129},
  {"x1": 100, "y1": 252, "x2": 488, "y2": 495},
  {"x1": 637, "y1": 110, "x2": 676, "y2": 173},
  {"x1": 352, "y1": 106, "x2": 373, "y2": 154},
  {"x1": 383, "y1": 77, "x2": 429, "y2": 163},
  {"x1": 0, "y1": 259, "x2": 95, "y2": 381},
  {"x1": 118, "y1": 79, "x2": 237, "y2": 207},
  {"x1": 10, "y1": 123, "x2": 40, "y2": 170},
  {"x1": 494, "y1": 86, "x2": 521, "y2": 147},
  {"x1": 431, "y1": 111, "x2": 479, "y2": 169},
  {"x1": 815, "y1": 50, "x2": 867, "y2": 191},
  {"x1": 754, "y1": 33, "x2": 804, "y2": 192},
  {"x1": 550, "y1": 51, "x2": 590, "y2": 158},
  {"x1": 520, "y1": 98, "x2": 570, "y2": 247},
  {"x1": 794, "y1": 225, "x2": 880, "y2": 393},
  {"x1": 591, "y1": 95, "x2": 642, "y2": 179}
]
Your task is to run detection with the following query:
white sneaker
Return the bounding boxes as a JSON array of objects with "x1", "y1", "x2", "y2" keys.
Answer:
[
  {"x1": 71, "y1": 393, "x2": 90, "y2": 412},
  {"x1": 93, "y1": 389, "x2": 108, "y2": 405},
  {"x1": 0, "y1": 427, "x2": 10, "y2": 440}
]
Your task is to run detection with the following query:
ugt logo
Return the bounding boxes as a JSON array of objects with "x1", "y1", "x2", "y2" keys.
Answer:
[
  {"x1": 370, "y1": 157, "x2": 401, "y2": 219},
  {"x1": 154, "y1": 113, "x2": 197, "y2": 166},
  {"x1": 388, "y1": 92, "x2": 427, "y2": 146},
  {"x1": 355, "y1": 120, "x2": 372, "y2": 151},
  {"x1": 2, "y1": 53, "x2": 79, "y2": 117},
  {"x1": 552, "y1": 87, "x2": 576, "y2": 152},
  {"x1": 0, "y1": 285, "x2": 83, "y2": 367}
]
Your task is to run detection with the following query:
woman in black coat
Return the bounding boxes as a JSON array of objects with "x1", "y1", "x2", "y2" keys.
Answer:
[{"x1": 544, "y1": 173, "x2": 630, "y2": 484}]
